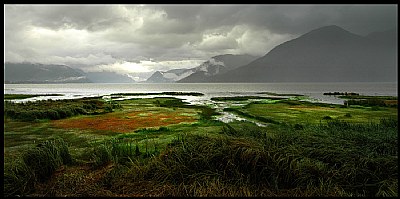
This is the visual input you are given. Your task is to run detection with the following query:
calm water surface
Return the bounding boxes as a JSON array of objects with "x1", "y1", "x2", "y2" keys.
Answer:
[{"x1": 4, "y1": 82, "x2": 397, "y2": 104}]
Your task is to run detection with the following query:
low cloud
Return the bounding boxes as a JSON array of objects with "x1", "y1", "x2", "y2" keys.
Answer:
[{"x1": 83, "y1": 59, "x2": 204, "y2": 80}]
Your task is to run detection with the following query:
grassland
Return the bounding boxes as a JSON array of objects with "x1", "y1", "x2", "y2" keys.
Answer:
[
  {"x1": 3, "y1": 94, "x2": 398, "y2": 197},
  {"x1": 224, "y1": 100, "x2": 398, "y2": 125}
]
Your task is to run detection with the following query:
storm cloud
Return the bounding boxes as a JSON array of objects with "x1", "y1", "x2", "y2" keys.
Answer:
[{"x1": 4, "y1": 4, "x2": 397, "y2": 80}]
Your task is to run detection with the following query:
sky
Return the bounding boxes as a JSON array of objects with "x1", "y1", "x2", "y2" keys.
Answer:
[{"x1": 4, "y1": 4, "x2": 397, "y2": 81}]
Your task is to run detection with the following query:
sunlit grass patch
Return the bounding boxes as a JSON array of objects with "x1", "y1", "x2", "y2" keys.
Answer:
[{"x1": 236, "y1": 101, "x2": 397, "y2": 124}]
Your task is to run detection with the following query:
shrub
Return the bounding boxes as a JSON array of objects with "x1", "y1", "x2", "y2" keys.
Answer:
[
  {"x1": 91, "y1": 144, "x2": 113, "y2": 168},
  {"x1": 22, "y1": 138, "x2": 72, "y2": 182},
  {"x1": 104, "y1": 106, "x2": 113, "y2": 113},
  {"x1": 46, "y1": 109, "x2": 60, "y2": 120},
  {"x1": 3, "y1": 138, "x2": 72, "y2": 196},
  {"x1": 323, "y1": 116, "x2": 332, "y2": 120},
  {"x1": 4, "y1": 98, "x2": 110, "y2": 121},
  {"x1": 4, "y1": 159, "x2": 35, "y2": 197},
  {"x1": 199, "y1": 107, "x2": 220, "y2": 120},
  {"x1": 294, "y1": 123, "x2": 304, "y2": 130},
  {"x1": 344, "y1": 113, "x2": 352, "y2": 117}
]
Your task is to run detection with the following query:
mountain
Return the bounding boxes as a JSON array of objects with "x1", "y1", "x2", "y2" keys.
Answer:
[
  {"x1": 178, "y1": 54, "x2": 258, "y2": 83},
  {"x1": 366, "y1": 28, "x2": 397, "y2": 48},
  {"x1": 145, "y1": 54, "x2": 258, "y2": 83},
  {"x1": 4, "y1": 62, "x2": 91, "y2": 83},
  {"x1": 86, "y1": 71, "x2": 135, "y2": 83},
  {"x1": 145, "y1": 68, "x2": 195, "y2": 83},
  {"x1": 208, "y1": 25, "x2": 397, "y2": 82}
]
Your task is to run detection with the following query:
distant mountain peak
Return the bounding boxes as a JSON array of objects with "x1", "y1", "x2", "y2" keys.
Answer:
[
  {"x1": 145, "y1": 54, "x2": 259, "y2": 83},
  {"x1": 309, "y1": 25, "x2": 349, "y2": 34},
  {"x1": 300, "y1": 25, "x2": 361, "y2": 40}
]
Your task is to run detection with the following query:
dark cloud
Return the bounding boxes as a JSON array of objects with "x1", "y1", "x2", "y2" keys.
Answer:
[
  {"x1": 4, "y1": 4, "x2": 397, "y2": 77},
  {"x1": 158, "y1": 5, "x2": 397, "y2": 35},
  {"x1": 25, "y1": 5, "x2": 116, "y2": 30}
]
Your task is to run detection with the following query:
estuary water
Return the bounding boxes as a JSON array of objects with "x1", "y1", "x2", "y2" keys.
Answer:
[
  {"x1": 4, "y1": 82, "x2": 397, "y2": 104},
  {"x1": 4, "y1": 82, "x2": 397, "y2": 126}
]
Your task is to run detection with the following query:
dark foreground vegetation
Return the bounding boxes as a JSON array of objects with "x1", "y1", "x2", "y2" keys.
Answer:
[
  {"x1": 4, "y1": 94, "x2": 64, "y2": 100},
  {"x1": 3, "y1": 94, "x2": 398, "y2": 197},
  {"x1": 4, "y1": 119, "x2": 397, "y2": 197}
]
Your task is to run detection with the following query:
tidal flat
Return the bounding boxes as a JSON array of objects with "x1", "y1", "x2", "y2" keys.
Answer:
[{"x1": 3, "y1": 93, "x2": 398, "y2": 197}]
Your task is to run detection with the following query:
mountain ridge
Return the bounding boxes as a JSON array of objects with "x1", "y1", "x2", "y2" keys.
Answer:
[
  {"x1": 206, "y1": 25, "x2": 397, "y2": 82},
  {"x1": 4, "y1": 62, "x2": 92, "y2": 83},
  {"x1": 145, "y1": 54, "x2": 258, "y2": 83}
]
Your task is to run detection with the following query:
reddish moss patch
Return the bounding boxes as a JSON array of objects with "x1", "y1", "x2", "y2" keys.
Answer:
[
  {"x1": 52, "y1": 110, "x2": 197, "y2": 133},
  {"x1": 384, "y1": 100, "x2": 397, "y2": 106}
]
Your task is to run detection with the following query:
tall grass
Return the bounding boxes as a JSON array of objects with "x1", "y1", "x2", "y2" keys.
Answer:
[
  {"x1": 4, "y1": 159, "x2": 34, "y2": 197},
  {"x1": 89, "y1": 137, "x2": 162, "y2": 168},
  {"x1": 4, "y1": 118, "x2": 397, "y2": 197},
  {"x1": 4, "y1": 138, "x2": 72, "y2": 196},
  {"x1": 114, "y1": 118, "x2": 397, "y2": 196}
]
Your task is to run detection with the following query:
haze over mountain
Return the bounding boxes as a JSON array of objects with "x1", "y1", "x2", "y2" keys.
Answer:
[
  {"x1": 177, "y1": 54, "x2": 258, "y2": 83},
  {"x1": 4, "y1": 63, "x2": 91, "y2": 83},
  {"x1": 145, "y1": 69, "x2": 195, "y2": 83},
  {"x1": 145, "y1": 54, "x2": 258, "y2": 83},
  {"x1": 4, "y1": 63, "x2": 138, "y2": 83},
  {"x1": 205, "y1": 25, "x2": 397, "y2": 83},
  {"x1": 86, "y1": 71, "x2": 135, "y2": 83}
]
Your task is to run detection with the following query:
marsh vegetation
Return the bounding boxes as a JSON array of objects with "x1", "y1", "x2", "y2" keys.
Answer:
[
  {"x1": 4, "y1": 94, "x2": 64, "y2": 100},
  {"x1": 3, "y1": 93, "x2": 398, "y2": 197}
]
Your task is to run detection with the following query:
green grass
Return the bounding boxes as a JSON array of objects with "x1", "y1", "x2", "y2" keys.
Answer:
[
  {"x1": 226, "y1": 100, "x2": 398, "y2": 125},
  {"x1": 14, "y1": 118, "x2": 395, "y2": 197},
  {"x1": 4, "y1": 138, "x2": 72, "y2": 196},
  {"x1": 3, "y1": 94, "x2": 398, "y2": 197}
]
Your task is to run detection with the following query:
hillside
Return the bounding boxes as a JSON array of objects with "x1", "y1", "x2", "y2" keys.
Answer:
[
  {"x1": 4, "y1": 63, "x2": 91, "y2": 83},
  {"x1": 208, "y1": 25, "x2": 397, "y2": 82},
  {"x1": 86, "y1": 71, "x2": 135, "y2": 83},
  {"x1": 178, "y1": 54, "x2": 258, "y2": 83}
]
